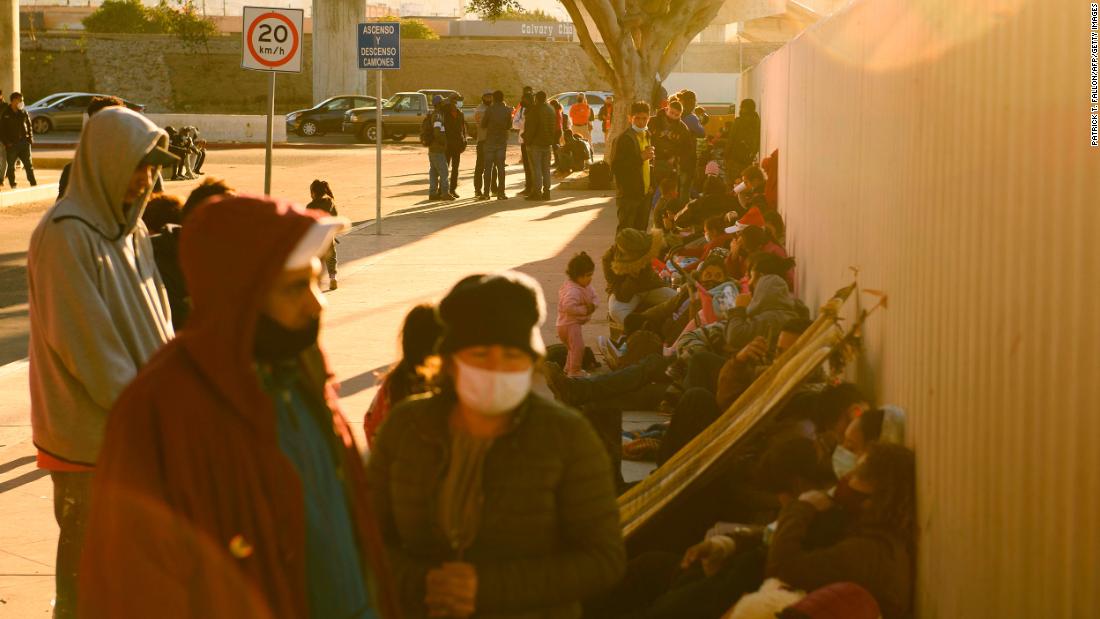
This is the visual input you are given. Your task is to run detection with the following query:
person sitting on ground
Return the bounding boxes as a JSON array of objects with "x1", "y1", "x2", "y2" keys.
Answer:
[
  {"x1": 640, "y1": 254, "x2": 738, "y2": 345},
  {"x1": 728, "y1": 223, "x2": 794, "y2": 292},
  {"x1": 367, "y1": 271, "x2": 626, "y2": 618},
  {"x1": 736, "y1": 165, "x2": 767, "y2": 209},
  {"x1": 585, "y1": 436, "x2": 841, "y2": 619},
  {"x1": 603, "y1": 228, "x2": 677, "y2": 327},
  {"x1": 675, "y1": 251, "x2": 807, "y2": 362},
  {"x1": 764, "y1": 209, "x2": 786, "y2": 248},
  {"x1": 306, "y1": 179, "x2": 340, "y2": 290},
  {"x1": 181, "y1": 125, "x2": 207, "y2": 175},
  {"x1": 675, "y1": 175, "x2": 740, "y2": 230},
  {"x1": 558, "y1": 251, "x2": 599, "y2": 376},
  {"x1": 831, "y1": 406, "x2": 908, "y2": 480},
  {"x1": 675, "y1": 216, "x2": 736, "y2": 267},
  {"x1": 652, "y1": 176, "x2": 684, "y2": 237},
  {"x1": 767, "y1": 443, "x2": 916, "y2": 619},
  {"x1": 566, "y1": 128, "x2": 593, "y2": 169},
  {"x1": 364, "y1": 303, "x2": 442, "y2": 447}
]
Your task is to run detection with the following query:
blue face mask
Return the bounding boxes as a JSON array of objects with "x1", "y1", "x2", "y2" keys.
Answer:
[{"x1": 832, "y1": 445, "x2": 859, "y2": 480}]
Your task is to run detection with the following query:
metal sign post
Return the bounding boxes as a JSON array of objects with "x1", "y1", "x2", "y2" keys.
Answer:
[
  {"x1": 358, "y1": 21, "x2": 401, "y2": 234},
  {"x1": 242, "y1": 6, "x2": 304, "y2": 195}
]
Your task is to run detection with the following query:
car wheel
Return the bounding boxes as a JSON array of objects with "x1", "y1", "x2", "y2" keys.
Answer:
[
  {"x1": 390, "y1": 133, "x2": 405, "y2": 143},
  {"x1": 364, "y1": 125, "x2": 380, "y2": 143},
  {"x1": 32, "y1": 117, "x2": 52, "y2": 135},
  {"x1": 299, "y1": 120, "x2": 319, "y2": 137}
]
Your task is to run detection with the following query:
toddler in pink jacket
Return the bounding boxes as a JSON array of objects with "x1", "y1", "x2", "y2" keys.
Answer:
[{"x1": 557, "y1": 251, "x2": 599, "y2": 376}]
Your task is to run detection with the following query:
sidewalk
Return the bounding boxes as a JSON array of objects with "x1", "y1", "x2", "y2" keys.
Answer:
[{"x1": 0, "y1": 180, "x2": 623, "y2": 614}]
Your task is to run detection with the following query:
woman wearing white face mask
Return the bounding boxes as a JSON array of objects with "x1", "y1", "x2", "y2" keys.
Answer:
[{"x1": 367, "y1": 271, "x2": 626, "y2": 619}]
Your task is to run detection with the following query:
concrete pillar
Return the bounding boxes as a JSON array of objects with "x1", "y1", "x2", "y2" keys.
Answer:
[
  {"x1": 0, "y1": 0, "x2": 19, "y2": 94},
  {"x1": 311, "y1": 0, "x2": 367, "y2": 103}
]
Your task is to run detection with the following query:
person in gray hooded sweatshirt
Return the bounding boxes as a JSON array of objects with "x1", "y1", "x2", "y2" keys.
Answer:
[{"x1": 26, "y1": 106, "x2": 177, "y2": 618}]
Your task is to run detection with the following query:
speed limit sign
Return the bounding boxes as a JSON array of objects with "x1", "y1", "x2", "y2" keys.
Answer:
[{"x1": 241, "y1": 7, "x2": 304, "y2": 73}]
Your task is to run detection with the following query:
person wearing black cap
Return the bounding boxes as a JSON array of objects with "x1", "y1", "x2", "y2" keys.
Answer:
[
  {"x1": 27, "y1": 106, "x2": 178, "y2": 618},
  {"x1": 367, "y1": 271, "x2": 626, "y2": 619}
]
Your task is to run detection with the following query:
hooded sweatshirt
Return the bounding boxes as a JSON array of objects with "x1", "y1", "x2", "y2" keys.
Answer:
[
  {"x1": 78, "y1": 196, "x2": 399, "y2": 618},
  {"x1": 724, "y1": 274, "x2": 809, "y2": 350},
  {"x1": 27, "y1": 106, "x2": 174, "y2": 467}
]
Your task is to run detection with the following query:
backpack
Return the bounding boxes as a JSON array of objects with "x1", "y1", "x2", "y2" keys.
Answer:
[
  {"x1": 589, "y1": 160, "x2": 612, "y2": 190},
  {"x1": 419, "y1": 115, "x2": 434, "y2": 147}
]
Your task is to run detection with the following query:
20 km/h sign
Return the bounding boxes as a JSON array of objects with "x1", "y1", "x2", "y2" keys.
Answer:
[{"x1": 242, "y1": 7, "x2": 304, "y2": 73}]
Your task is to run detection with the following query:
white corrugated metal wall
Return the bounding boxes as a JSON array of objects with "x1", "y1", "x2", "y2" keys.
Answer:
[{"x1": 741, "y1": 0, "x2": 1100, "y2": 616}]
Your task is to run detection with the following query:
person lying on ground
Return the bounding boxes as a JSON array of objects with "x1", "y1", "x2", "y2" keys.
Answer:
[
  {"x1": 364, "y1": 304, "x2": 442, "y2": 448},
  {"x1": 603, "y1": 228, "x2": 677, "y2": 326},
  {"x1": 766, "y1": 443, "x2": 916, "y2": 619},
  {"x1": 674, "y1": 251, "x2": 806, "y2": 362},
  {"x1": 367, "y1": 272, "x2": 626, "y2": 619},
  {"x1": 80, "y1": 195, "x2": 399, "y2": 618}
]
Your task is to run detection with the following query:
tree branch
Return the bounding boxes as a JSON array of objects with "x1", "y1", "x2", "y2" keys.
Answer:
[
  {"x1": 560, "y1": 0, "x2": 616, "y2": 84},
  {"x1": 655, "y1": 0, "x2": 724, "y2": 77}
]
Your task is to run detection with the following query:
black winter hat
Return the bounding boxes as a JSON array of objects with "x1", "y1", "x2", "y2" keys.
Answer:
[{"x1": 437, "y1": 271, "x2": 547, "y2": 358}]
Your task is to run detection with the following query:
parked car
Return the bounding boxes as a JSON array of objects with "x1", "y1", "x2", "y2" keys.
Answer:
[
  {"x1": 28, "y1": 92, "x2": 145, "y2": 134},
  {"x1": 285, "y1": 95, "x2": 381, "y2": 137},
  {"x1": 551, "y1": 91, "x2": 614, "y2": 144},
  {"x1": 342, "y1": 92, "x2": 477, "y2": 144}
]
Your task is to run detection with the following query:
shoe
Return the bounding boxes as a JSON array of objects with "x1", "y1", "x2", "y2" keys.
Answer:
[
  {"x1": 450, "y1": 191, "x2": 460, "y2": 199},
  {"x1": 665, "y1": 358, "x2": 687, "y2": 382},
  {"x1": 524, "y1": 194, "x2": 542, "y2": 202},
  {"x1": 30, "y1": 181, "x2": 37, "y2": 187},
  {"x1": 9, "y1": 183, "x2": 15, "y2": 189},
  {"x1": 597, "y1": 336, "x2": 620, "y2": 371},
  {"x1": 328, "y1": 279, "x2": 338, "y2": 291},
  {"x1": 542, "y1": 362, "x2": 576, "y2": 406},
  {"x1": 440, "y1": 194, "x2": 456, "y2": 201},
  {"x1": 495, "y1": 194, "x2": 508, "y2": 201},
  {"x1": 541, "y1": 191, "x2": 551, "y2": 200},
  {"x1": 475, "y1": 192, "x2": 487, "y2": 200},
  {"x1": 428, "y1": 193, "x2": 440, "y2": 201}
]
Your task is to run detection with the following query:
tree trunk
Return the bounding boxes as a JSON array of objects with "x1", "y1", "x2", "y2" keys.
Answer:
[{"x1": 606, "y1": 66, "x2": 657, "y2": 164}]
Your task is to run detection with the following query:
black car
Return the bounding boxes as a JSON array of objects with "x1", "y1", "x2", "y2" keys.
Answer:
[{"x1": 286, "y1": 95, "x2": 380, "y2": 137}]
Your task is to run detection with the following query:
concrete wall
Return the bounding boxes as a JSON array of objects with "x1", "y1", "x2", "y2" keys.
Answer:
[
  {"x1": 741, "y1": 0, "x2": 1099, "y2": 616},
  {"x1": 1, "y1": 0, "x2": 19, "y2": 92},
  {"x1": 147, "y1": 113, "x2": 286, "y2": 143}
]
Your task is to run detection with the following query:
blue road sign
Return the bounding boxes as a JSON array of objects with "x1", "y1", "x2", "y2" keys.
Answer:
[{"x1": 358, "y1": 22, "x2": 401, "y2": 70}]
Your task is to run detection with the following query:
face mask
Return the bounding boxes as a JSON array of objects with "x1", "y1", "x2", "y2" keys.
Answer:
[
  {"x1": 16, "y1": 102, "x2": 25, "y2": 111},
  {"x1": 632, "y1": 124, "x2": 646, "y2": 133},
  {"x1": 454, "y1": 358, "x2": 532, "y2": 416},
  {"x1": 734, "y1": 182, "x2": 747, "y2": 194},
  {"x1": 253, "y1": 314, "x2": 319, "y2": 363},
  {"x1": 832, "y1": 445, "x2": 859, "y2": 480}
]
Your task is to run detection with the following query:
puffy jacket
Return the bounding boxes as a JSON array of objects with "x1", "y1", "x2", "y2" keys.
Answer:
[
  {"x1": 367, "y1": 391, "x2": 626, "y2": 619},
  {"x1": 0, "y1": 106, "x2": 33, "y2": 145},
  {"x1": 557, "y1": 280, "x2": 598, "y2": 327},
  {"x1": 523, "y1": 102, "x2": 559, "y2": 148}
]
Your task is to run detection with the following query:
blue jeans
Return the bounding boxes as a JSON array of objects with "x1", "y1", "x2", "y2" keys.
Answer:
[
  {"x1": 483, "y1": 144, "x2": 506, "y2": 196},
  {"x1": 528, "y1": 145, "x2": 552, "y2": 195},
  {"x1": 428, "y1": 151, "x2": 449, "y2": 197}
]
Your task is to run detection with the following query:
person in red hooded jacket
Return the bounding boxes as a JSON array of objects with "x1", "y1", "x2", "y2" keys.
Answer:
[{"x1": 78, "y1": 196, "x2": 399, "y2": 619}]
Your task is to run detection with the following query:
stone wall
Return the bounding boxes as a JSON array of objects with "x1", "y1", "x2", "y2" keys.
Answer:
[{"x1": 19, "y1": 33, "x2": 778, "y2": 114}]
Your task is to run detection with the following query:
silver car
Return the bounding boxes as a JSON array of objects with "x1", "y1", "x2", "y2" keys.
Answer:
[{"x1": 28, "y1": 92, "x2": 145, "y2": 134}]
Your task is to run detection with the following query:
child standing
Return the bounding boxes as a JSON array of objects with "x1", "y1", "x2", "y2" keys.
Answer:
[
  {"x1": 306, "y1": 179, "x2": 339, "y2": 290},
  {"x1": 557, "y1": 251, "x2": 599, "y2": 376}
]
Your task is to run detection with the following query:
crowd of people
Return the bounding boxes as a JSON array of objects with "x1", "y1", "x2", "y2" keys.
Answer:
[
  {"x1": 422, "y1": 87, "x2": 602, "y2": 203},
  {"x1": 24, "y1": 86, "x2": 914, "y2": 619}
]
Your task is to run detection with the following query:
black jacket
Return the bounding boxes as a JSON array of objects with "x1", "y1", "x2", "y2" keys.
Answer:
[
  {"x1": 522, "y1": 102, "x2": 559, "y2": 147},
  {"x1": 611, "y1": 128, "x2": 648, "y2": 198},
  {"x1": 441, "y1": 103, "x2": 467, "y2": 155},
  {"x1": 0, "y1": 107, "x2": 33, "y2": 146}
]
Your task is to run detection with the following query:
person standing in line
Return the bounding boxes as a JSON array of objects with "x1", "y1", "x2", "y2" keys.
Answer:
[
  {"x1": 0, "y1": 90, "x2": 7, "y2": 186},
  {"x1": 611, "y1": 101, "x2": 655, "y2": 231},
  {"x1": 570, "y1": 92, "x2": 593, "y2": 142},
  {"x1": 676, "y1": 90, "x2": 706, "y2": 198},
  {"x1": 522, "y1": 91, "x2": 559, "y2": 202},
  {"x1": 367, "y1": 271, "x2": 626, "y2": 619},
  {"x1": 443, "y1": 93, "x2": 467, "y2": 199},
  {"x1": 597, "y1": 94, "x2": 614, "y2": 139},
  {"x1": 27, "y1": 107, "x2": 177, "y2": 618},
  {"x1": 481, "y1": 90, "x2": 511, "y2": 201},
  {"x1": 425, "y1": 95, "x2": 454, "y2": 202},
  {"x1": 473, "y1": 91, "x2": 495, "y2": 200},
  {"x1": 513, "y1": 89, "x2": 535, "y2": 196},
  {"x1": 307, "y1": 179, "x2": 340, "y2": 291},
  {"x1": 549, "y1": 98, "x2": 570, "y2": 170},
  {"x1": 79, "y1": 195, "x2": 399, "y2": 619},
  {"x1": 1, "y1": 92, "x2": 37, "y2": 188}
]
